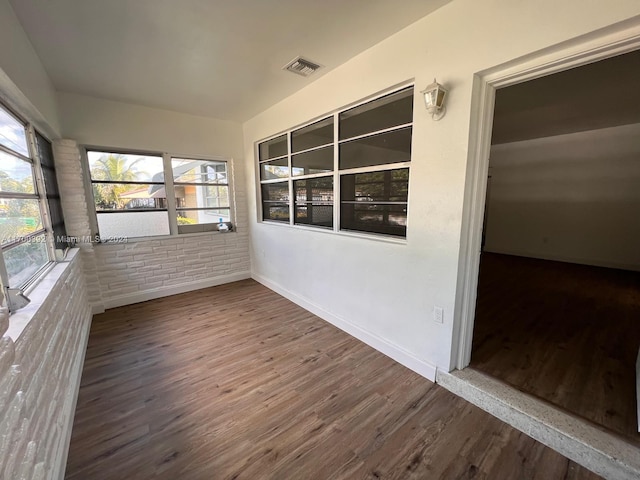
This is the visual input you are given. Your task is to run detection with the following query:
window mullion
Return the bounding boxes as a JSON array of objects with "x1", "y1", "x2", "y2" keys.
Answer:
[
  {"x1": 227, "y1": 161, "x2": 237, "y2": 231},
  {"x1": 80, "y1": 148, "x2": 100, "y2": 238},
  {"x1": 164, "y1": 153, "x2": 178, "y2": 235},
  {"x1": 287, "y1": 132, "x2": 294, "y2": 226},
  {"x1": 333, "y1": 111, "x2": 340, "y2": 233},
  {"x1": 0, "y1": 143, "x2": 32, "y2": 163}
]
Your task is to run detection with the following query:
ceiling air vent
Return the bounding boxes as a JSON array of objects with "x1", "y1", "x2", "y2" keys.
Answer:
[{"x1": 283, "y1": 57, "x2": 322, "y2": 77}]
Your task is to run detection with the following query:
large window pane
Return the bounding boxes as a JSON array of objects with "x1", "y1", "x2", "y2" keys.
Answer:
[
  {"x1": 92, "y1": 183, "x2": 167, "y2": 211},
  {"x1": 88, "y1": 151, "x2": 164, "y2": 183},
  {"x1": 261, "y1": 182, "x2": 289, "y2": 203},
  {"x1": 261, "y1": 182, "x2": 289, "y2": 222},
  {"x1": 259, "y1": 135, "x2": 287, "y2": 160},
  {"x1": 341, "y1": 169, "x2": 409, "y2": 203},
  {"x1": 295, "y1": 205, "x2": 333, "y2": 228},
  {"x1": 0, "y1": 199, "x2": 43, "y2": 243},
  {"x1": 294, "y1": 177, "x2": 333, "y2": 228},
  {"x1": 4, "y1": 235, "x2": 49, "y2": 287},
  {"x1": 260, "y1": 157, "x2": 288, "y2": 180},
  {"x1": 292, "y1": 117, "x2": 333, "y2": 153},
  {"x1": 172, "y1": 158, "x2": 228, "y2": 184},
  {"x1": 292, "y1": 146, "x2": 333, "y2": 176},
  {"x1": 0, "y1": 107, "x2": 29, "y2": 156},
  {"x1": 339, "y1": 87, "x2": 413, "y2": 140},
  {"x1": 339, "y1": 127, "x2": 411, "y2": 170},
  {"x1": 340, "y1": 169, "x2": 408, "y2": 237},
  {"x1": 262, "y1": 204, "x2": 289, "y2": 222},
  {"x1": 0, "y1": 151, "x2": 34, "y2": 193},
  {"x1": 97, "y1": 211, "x2": 170, "y2": 239},
  {"x1": 294, "y1": 177, "x2": 333, "y2": 203},
  {"x1": 177, "y1": 208, "x2": 230, "y2": 226},
  {"x1": 340, "y1": 203, "x2": 407, "y2": 237}
]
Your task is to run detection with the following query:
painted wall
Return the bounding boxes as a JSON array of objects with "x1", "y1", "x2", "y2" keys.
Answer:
[
  {"x1": 0, "y1": 0, "x2": 60, "y2": 136},
  {"x1": 58, "y1": 92, "x2": 244, "y2": 159},
  {"x1": 57, "y1": 94, "x2": 251, "y2": 310},
  {"x1": 242, "y1": 0, "x2": 640, "y2": 376},
  {"x1": 485, "y1": 123, "x2": 640, "y2": 271}
]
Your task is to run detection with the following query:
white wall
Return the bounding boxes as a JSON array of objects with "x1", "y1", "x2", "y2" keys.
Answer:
[
  {"x1": 485, "y1": 123, "x2": 640, "y2": 271},
  {"x1": 0, "y1": 0, "x2": 60, "y2": 136},
  {"x1": 57, "y1": 94, "x2": 250, "y2": 310},
  {"x1": 58, "y1": 93, "x2": 244, "y2": 159},
  {"x1": 243, "y1": 0, "x2": 640, "y2": 376}
]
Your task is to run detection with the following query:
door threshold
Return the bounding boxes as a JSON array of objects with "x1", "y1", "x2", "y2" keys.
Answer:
[{"x1": 436, "y1": 367, "x2": 640, "y2": 480}]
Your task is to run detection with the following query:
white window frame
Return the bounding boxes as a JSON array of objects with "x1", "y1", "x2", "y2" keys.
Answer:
[
  {"x1": 82, "y1": 147, "x2": 236, "y2": 241},
  {"x1": 0, "y1": 103, "x2": 64, "y2": 311},
  {"x1": 256, "y1": 83, "x2": 413, "y2": 240},
  {"x1": 171, "y1": 156, "x2": 232, "y2": 235}
]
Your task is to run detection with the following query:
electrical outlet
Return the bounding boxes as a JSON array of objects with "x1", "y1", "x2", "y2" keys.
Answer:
[{"x1": 434, "y1": 306, "x2": 444, "y2": 324}]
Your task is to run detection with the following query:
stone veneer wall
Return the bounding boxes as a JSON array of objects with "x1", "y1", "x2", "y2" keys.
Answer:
[
  {"x1": 52, "y1": 139, "x2": 251, "y2": 311},
  {"x1": 53, "y1": 139, "x2": 103, "y2": 311},
  {"x1": 0, "y1": 252, "x2": 92, "y2": 479}
]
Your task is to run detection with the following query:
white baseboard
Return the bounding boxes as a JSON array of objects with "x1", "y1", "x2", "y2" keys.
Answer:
[
  {"x1": 483, "y1": 247, "x2": 640, "y2": 272},
  {"x1": 102, "y1": 272, "x2": 251, "y2": 310},
  {"x1": 251, "y1": 272, "x2": 437, "y2": 382}
]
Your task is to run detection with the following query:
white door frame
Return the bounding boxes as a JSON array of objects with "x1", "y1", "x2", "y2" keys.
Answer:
[{"x1": 452, "y1": 18, "x2": 640, "y2": 371}]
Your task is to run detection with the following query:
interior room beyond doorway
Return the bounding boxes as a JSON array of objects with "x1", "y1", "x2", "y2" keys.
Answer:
[{"x1": 470, "y1": 48, "x2": 640, "y2": 445}]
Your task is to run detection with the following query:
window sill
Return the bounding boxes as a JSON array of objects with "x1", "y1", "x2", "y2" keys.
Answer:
[
  {"x1": 6, "y1": 248, "x2": 80, "y2": 341},
  {"x1": 259, "y1": 220, "x2": 407, "y2": 245},
  {"x1": 94, "y1": 229, "x2": 238, "y2": 245}
]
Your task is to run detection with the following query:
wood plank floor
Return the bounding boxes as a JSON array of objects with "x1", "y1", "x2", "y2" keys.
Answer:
[
  {"x1": 66, "y1": 279, "x2": 601, "y2": 479},
  {"x1": 472, "y1": 253, "x2": 640, "y2": 446}
]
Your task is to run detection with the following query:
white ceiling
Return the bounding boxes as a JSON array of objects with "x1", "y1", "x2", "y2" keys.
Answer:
[{"x1": 9, "y1": 0, "x2": 450, "y2": 122}]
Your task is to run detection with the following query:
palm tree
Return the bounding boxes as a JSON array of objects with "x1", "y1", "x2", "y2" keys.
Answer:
[
  {"x1": 90, "y1": 154, "x2": 145, "y2": 182},
  {"x1": 90, "y1": 154, "x2": 146, "y2": 208}
]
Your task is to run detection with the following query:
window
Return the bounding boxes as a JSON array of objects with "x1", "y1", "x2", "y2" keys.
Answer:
[
  {"x1": 257, "y1": 85, "x2": 413, "y2": 238},
  {"x1": 87, "y1": 150, "x2": 169, "y2": 238},
  {"x1": 86, "y1": 150, "x2": 233, "y2": 238},
  {"x1": 171, "y1": 158, "x2": 231, "y2": 234},
  {"x1": 0, "y1": 102, "x2": 67, "y2": 310},
  {"x1": 35, "y1": 131, "x2": 70, "y2": 253}
]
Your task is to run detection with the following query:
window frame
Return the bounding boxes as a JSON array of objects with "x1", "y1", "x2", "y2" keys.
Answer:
[
  {"x1": 171, "y1": 156, "x2": 232, "y2": 234},
  {"x1": 0, "y1": 102, "x2": 66, "y2": 310},
  {"x1": 82, "y1": 147, "x2": 236, "y2": 241},
  {"x1": 256, "y1": 83, "x2": 413, "y2": 240}
]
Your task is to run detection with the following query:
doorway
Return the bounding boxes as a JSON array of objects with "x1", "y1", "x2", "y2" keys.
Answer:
[{"x1": 454, "y1": 23, "x2": 640, "y2": 445}]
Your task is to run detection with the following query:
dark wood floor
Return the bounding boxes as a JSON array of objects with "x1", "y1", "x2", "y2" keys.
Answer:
[
  {"x1": 66, "y1": 279, "x2": 601, "y2": 479},
  {"x1": 472, "y1": 253, "x2": 640, "y2": 446}
]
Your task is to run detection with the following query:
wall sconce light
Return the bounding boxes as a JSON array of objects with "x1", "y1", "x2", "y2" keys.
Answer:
[{"x1": 421, "y1": 79, "x2": 448, "y2": 121}]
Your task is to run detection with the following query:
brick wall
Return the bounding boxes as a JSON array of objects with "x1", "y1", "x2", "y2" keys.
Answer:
[
  {"x1": 95, "y1": 231, "x2": 250, "y2": 308},
  {"x1": 53, "y1": 139, "x2": 104, "y2": 311},
  {"x1": 0, "y1": 252, "x2": 92, "y2": 479},
  {"x1": 53, "y1": 140, "x2": 251, "y2": 311}
]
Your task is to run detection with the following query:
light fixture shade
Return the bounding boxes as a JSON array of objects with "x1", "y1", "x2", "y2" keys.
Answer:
[{"x1": 421, "y1": 79, "x2": 448, "y2": 117}]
